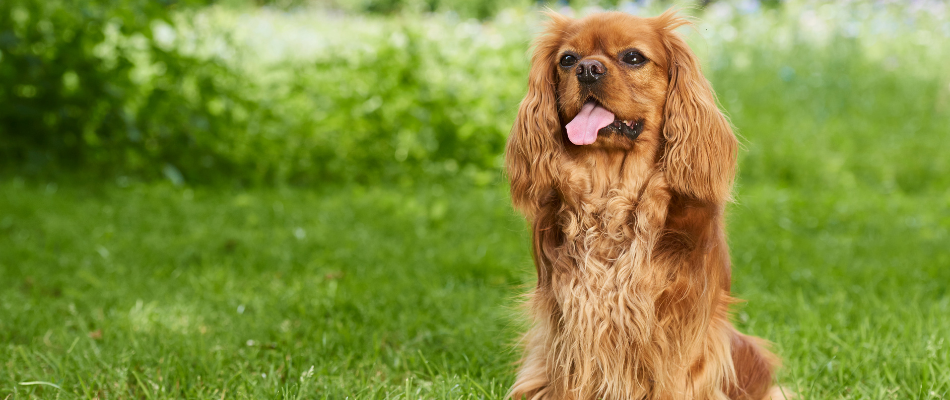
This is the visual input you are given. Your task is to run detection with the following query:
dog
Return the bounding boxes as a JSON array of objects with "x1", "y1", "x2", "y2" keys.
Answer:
[{"x1": 505, "y1": 10, "x2": 785, "y2": 400}]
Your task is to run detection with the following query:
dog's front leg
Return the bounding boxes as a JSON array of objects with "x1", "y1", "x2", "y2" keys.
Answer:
[{"x1": 509, "y1": 321, "x2": 554, "y2": 400}]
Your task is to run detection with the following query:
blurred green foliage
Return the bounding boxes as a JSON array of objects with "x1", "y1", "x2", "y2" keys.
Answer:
[
  {"x1": 0, "y1": 0, "x2": 250, "y2": 183},
  {"x1": 222, "y1": 14, "x2": 530, "y2": 185},
  {"x1": 334, "y1": 0, "x2": 528, "y2": 19},
  {"x1": 1, "y1": 0, "x2": 534, "y2": 185},
  {"x1": 698, "y1": 1, "x2": 950, "y2": 194},
  {"x1": 2, "y1": 1, "x2": 948, "y2": 191}
]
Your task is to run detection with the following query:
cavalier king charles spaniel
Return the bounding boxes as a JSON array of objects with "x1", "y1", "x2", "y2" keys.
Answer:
[{"x1": 505, "y1": 10, "x2": 787, "y2": 400}]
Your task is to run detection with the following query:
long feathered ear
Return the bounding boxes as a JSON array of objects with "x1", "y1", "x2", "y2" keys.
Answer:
[
  {"x1": 505, "y1": 12, "x2": 571, "y2": 218},
  {"x1": 658, "y1": 11, "x2": 738, "y2": 204}
]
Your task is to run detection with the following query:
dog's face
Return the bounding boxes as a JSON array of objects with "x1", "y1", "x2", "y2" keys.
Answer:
[
  {"x1": 555, "y1": 13, "x2": 670, "y2": 151},
  {"x1": 506, "y1": 10, "x2": 738, "y2": 214}
]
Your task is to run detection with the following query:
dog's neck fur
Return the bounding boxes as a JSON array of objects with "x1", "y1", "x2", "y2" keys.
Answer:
[{"x1": 527, "y1": 146, "x2": 735, "y2": 399}]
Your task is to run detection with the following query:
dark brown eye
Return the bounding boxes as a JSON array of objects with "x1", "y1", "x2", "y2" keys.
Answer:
[
  {"x1": 559, "y1": 54, "x2": 578, "y2": 67},
  {"x1": 622, "y1": 50, "x2": 647, "y2": 66}
]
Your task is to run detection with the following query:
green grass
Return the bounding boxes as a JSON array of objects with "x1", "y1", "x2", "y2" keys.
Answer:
[
  {"x1": 0, "y1": 180, "x2": 527, "y2": 398},
  {"x1": 2, "y1": 174, "x2": 948, "y2": 399}
]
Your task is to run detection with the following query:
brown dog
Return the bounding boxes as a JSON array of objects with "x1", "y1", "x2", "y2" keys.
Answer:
[{"x1": 505, "y1": 10, "x2": 784, "y2": 400}]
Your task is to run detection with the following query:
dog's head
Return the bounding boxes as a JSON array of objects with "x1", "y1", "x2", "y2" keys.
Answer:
[{"x1": 506, "y1": 10, "x2": 737, "y2": 216}]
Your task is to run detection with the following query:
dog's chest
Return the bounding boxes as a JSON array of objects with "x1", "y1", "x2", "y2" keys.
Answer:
[
  {"x1": 553, "y1": 197, "x2": 664, "y2": 323},
  {"x1": 546, "y1": 207, "x2": 673, "y2": 400},
  {"x1": 557, "y1": 195, "x2": 644, "y2": 269}
]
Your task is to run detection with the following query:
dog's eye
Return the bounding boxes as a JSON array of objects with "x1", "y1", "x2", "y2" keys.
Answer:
[
  {"x1": 559, "y1": 54, "x2": 578, "y2": 67},
  {"x1": 621, "y1": 51, "x2": 647, "y2": 66}
]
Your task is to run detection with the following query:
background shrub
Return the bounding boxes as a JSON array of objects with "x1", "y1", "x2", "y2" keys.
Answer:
[
  {"x1": 0, "y1": 2, "x2": 534, "y2": 185},
  {"x1": 2, "y1": 1, "x2": 948, "y2": 190},
  {"x1": 0, "y1": 0, "x2": 245, "y2": 182}
]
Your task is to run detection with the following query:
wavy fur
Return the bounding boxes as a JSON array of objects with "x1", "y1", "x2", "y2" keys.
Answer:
[{"x1": 506, "y1": 9, "x2": 782, "y2": 400}]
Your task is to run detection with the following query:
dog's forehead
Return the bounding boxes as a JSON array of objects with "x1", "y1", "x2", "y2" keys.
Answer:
[{"x1": 560, "y1": 13, "x2": 664, "y2": 58}]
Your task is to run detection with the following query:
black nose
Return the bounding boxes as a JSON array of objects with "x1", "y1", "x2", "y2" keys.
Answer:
[{"x1": 576, "y1": 59, "x2": 606, "y2": 84}]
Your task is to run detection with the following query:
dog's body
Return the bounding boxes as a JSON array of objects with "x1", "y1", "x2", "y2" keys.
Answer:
[{"x1": 505, "y1": 11, "x2": 780, "y2": 400}]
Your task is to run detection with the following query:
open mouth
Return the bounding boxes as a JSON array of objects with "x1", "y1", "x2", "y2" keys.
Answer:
[{"x1": 565, "y1": 101, "x2": 644, "y2": 145}]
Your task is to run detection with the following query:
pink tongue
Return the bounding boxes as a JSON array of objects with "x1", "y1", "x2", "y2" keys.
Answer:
[{"x1": 566, "y1": 102, "x2": 615, "y2": 145}]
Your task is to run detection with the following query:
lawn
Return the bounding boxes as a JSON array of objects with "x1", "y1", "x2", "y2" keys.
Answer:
[
  {"x1": 3, "y1": 1, "x2": 950, "y2": 399},
  {"x1": 2, "y1": 174, "x2": 948, "y2": 398}
]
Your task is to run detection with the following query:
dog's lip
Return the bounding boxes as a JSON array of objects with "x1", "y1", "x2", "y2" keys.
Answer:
[{"x1": 599, "y1": 118, "x2": 645, "y2": 140}]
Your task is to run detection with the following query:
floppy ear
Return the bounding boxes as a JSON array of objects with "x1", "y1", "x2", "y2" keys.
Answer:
[
  {"x1": 657, "y1": 11, "x2": 738, "y2": 204},
  {"x1": 505, "y1": 12, "x2": 571, "y2": 218}
]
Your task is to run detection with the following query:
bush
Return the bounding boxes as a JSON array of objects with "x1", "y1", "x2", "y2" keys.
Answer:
[
  {"x1": 0, "y1": 0, "x2": 244, "y2": 182},
  {"x1": 202, "y1": 11, "x2": 533, "y2": 185},
  {"x1": 2, "y1": 1, "x2": 948, "y2": 190},
  {"x1": 0, "y1": 1, "x2": 534, "y2": 186}
]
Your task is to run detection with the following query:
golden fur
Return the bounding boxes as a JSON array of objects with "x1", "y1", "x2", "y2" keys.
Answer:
[{"x1": 505, "y1": 10, "x2": 782, "y2": 400}]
